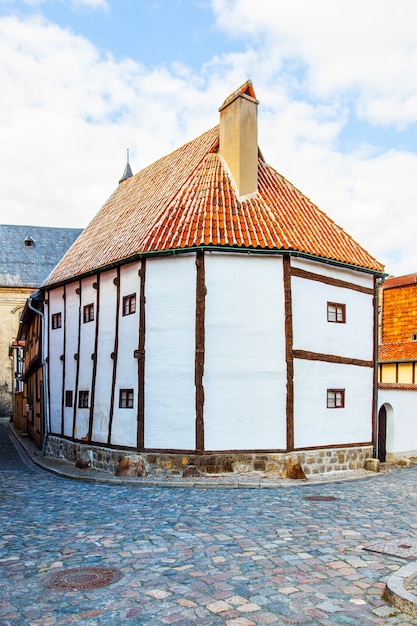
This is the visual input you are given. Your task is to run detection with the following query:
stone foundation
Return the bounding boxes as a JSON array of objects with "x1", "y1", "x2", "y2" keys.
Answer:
[
  {"x1": 386, "y1": 451, "x2": 417, "y2": 463},
  {"x1": 44, "y1": 436, "x2": 373, "y2": 477}
]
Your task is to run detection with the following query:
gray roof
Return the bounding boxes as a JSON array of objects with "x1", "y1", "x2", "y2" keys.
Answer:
[{"x1": 0, "y1": 224, "x2": 83, "y2": 288}]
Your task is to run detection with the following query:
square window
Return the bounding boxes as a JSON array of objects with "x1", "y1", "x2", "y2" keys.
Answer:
[
  {"x1": 119, "y1": 388, "x2": 134, "y2": 409},
  {"x1": 327, "y1": 389, "x2": 345, "y2": 409},
  {"x1": 52, "y1": 312, "x2": 62, "y2": 329},
  {"x1": 78, "y1": 390, "x2": 89, "y2": 408},
  {"x1": 83, "y1": 303, "x2": 94, "y2": 323},
  {"x1": 327, "y1": 302, "x2": 346, "y2": 323},
  {"x1": 65, "y1": 390, "x2": 73, "y2": 407},
  {"x1": 122, "y1": 294, "x2": 136, "y2": 316}
]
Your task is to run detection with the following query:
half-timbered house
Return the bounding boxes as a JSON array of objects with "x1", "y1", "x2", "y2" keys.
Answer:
[{"x1": 39, "y1": 82, "x2": 384, "y2": 475}]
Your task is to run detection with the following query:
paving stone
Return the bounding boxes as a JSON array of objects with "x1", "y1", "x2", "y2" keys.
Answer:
[{"x1": 2, "y1": 422, "x2": 417, "y2": 625}]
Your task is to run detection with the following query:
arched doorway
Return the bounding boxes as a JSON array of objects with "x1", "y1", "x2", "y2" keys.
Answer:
[{"x1": 377, "y1": 405, "x2": 387, "y2": 462}]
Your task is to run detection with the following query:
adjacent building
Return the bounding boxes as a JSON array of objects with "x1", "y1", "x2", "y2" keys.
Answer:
[
  {"x1": 0, "y1": 225, "x2": 82, "y2": 417},
  {"x1": 23, "y1": 82, "x2": 385, "y2": 475},
  {"x1": 378, "y1": 273, "x2": 417, "y2": 461}
]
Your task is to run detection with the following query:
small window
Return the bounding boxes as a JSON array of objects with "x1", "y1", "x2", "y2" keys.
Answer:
[
  {"x1": 78, "y1": 390, "x2": 89, "y2": 408},
  {"x1": 327, "y1": 389, "x2": 345, "y2": 409},
  {"x1": 65, "y1": 390, "x2": 73, "y2": 407},
  {"x1": 52, "y1": 312, "x2": 62, "y2": 329},
  {"x1": 327, "y1": 302, "x2": 346, "y2": 323},
  {"x1": 83, "y1": 303, "x2": 94, "y2": 323},
  {"x1": 122, "y1": 294, "x2": 136, "y2": 316},
  {"x1": 412, "y1": 333, "x2": 417, "y2": 341},
  {"x1": 119, "y1": 388, "x2": 134, "y2": 409}
]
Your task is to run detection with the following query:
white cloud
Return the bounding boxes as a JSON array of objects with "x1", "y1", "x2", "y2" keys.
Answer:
[
  {"x1": 0, "y1": 15, "x2": 223, "y2": 228},
  {"x1": 212, "y1": 0, "x2": 417, "y2": 127},
  {"x1": 1, "y1": 4, "x2": 417, "y2": 278},
  {"x1": 20, "y1": 0, "x2": 110, "y2": 10},
  {"x1": 70, "y1": 0, "x2": 109, "y2": 11}
]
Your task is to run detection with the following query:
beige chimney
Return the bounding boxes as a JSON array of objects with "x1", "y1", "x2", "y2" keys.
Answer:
[{"x1": 219, "y1": 80, "x2": 259, "y2": 198}]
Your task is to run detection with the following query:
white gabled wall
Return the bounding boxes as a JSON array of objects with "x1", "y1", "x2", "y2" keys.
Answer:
[
  {"x1": 378, "y1": 389, "x2": 417, "y2": 458},
  {"x1": 144, "y1": 255, "x2": 196, "y2": 449},
  {"x1": 48, "y1": 287, "x2": 64, "y2": 434},
  {"x1": 291, "y1": 257, "x2": 374, "y2": 289},
  {"x1": 91, "y1": 269, "x2": 117, "y2": 444},
  {"x1": 204, "y1": 253, "x2": 287, "y2": 450},
  {"x1": 111, "y1": 262, "x2": 141, "y2": 447},
  {"x1": 291, "y1": 259, "x2": 375, "y2": 449},
  {"x1": 73, "y1": 276, "x2": 96, "y2": 440},
  {"x1": 292, "y1": 275, "x2": 373, "y2": 361},
  {"x1": 62, "y1": 283, "x2": 80, "y2": 437},
  {"x1": 293, "y1": 360, "x2": 373, "y2": 448}
]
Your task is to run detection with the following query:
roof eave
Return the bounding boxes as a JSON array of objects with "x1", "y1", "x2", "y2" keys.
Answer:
[{"x1": 43, "y1": 244, "x2": 384, "y2": 290}]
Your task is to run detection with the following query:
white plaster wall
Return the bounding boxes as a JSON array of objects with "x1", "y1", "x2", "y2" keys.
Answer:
[
  {"x1": 73, "y1": 276, "x2": 96, "y2": 440},
  {"x1": 204, "y1": 253, "x2": 287, "y2": 450},
  {"x1": 293, "y1": 359, "x2": 373, "y2": 448},
  {"x1": 144, "y1": 255, "x2": 196, "y2": 449},
  {"x1": 291, "y1": 257, "x2": 375, "y2": 289},
  {"x1": 292, "y1": 276, "x2": 374, "y2": 361},
  {"x1": 111, "y1": 262, "x2": 140, "y2": 447},
  {"x1": 91, "y1": 269, "x2": 118, "y2": 444},
  {"x1": 47, "y1": 288, "x2": 64, "y2": 434},
  {"x1": 378, "y1": 389, "x2": 417, "y2": 457},
  {"x1": 62, "y1": 283, "x2": 80, "y2": 437}
]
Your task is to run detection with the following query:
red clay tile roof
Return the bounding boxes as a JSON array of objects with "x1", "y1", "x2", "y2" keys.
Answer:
[
  {"x1": 381, "y1": 273, "x2": 417, "y2": 290},
  {"x1": 379, "y1": 342, "x2": 417, "y2": 362},
  {"x1": 45, "y1": 126, "x2": 383, "y2": 286},
  {"x1": 378, "y1": 382, "x2": 417, "y2": 391},
  {"x1": 378, "y1": 383, "x2": 417, "y2": 391}
]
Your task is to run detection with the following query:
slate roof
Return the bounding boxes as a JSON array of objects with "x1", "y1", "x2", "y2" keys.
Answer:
[
  {"x1": 378, "y1": 342, "x2": 417, "y2": 362},
  {"x1": 0, "y1": 225, "x2": 82, "y2": 288},
  {"x1": 44, "y1": 88, "x2": 383, "y2": 287}
]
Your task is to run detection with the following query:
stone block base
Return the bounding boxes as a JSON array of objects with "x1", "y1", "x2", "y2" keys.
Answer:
[{"x1": 44, "y1": 436, "x2": 373, "y2": 477}]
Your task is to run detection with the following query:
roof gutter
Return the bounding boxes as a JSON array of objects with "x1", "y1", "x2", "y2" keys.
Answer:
[{"x1": 43, "y1": 245, "x2": 386, "y2": 290}]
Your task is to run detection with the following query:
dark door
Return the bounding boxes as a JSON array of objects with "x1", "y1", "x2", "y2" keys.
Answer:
[{"x1": 377, "y1": 405, "x2": 387, "y2": 462}]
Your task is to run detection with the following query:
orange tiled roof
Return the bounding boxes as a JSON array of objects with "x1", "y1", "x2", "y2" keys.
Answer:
[
  {"x1": 45, "y1": 126, "x2": 383, "y2": 286},
  {"x1": 378, "y1": 382, "x2": 417, "y2": 391},
  {"x1": 381, "y1": 273, "x2": 417, "y2": 290},
  {"x1": 379, "y1": 342, "x2": 417, "y2": 362}
]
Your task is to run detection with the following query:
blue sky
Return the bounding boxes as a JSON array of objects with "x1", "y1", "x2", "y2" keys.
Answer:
[{"x1": 0, "y1": 0, "x2": 417, "y2": 276}]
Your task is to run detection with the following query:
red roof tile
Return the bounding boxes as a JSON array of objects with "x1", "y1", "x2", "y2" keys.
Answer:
[
  {"x1": 379, "y1": 342, "x2": 417, "y2": 362},
  {"x1": 381, "y1": 273, "x2": 417, "y2": 290},
  {"x1": 378, "y1": 383, "x2": 417, "y2": 391},
  {"x1": 45, "y1": 125, "x2": 383, "y2": 286}
]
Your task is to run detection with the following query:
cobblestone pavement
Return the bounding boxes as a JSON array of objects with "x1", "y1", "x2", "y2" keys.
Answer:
[{"x1": 2, "y1": 423, "x2": 417, "y2": 625}]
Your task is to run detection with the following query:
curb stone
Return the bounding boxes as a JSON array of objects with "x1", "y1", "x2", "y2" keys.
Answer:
[
  {"x1": 6, "y1": 421, "x2": 395, "y2": 489},
  {"x1": 385, "y1": 562, "x2": 417, "y2": 617}
]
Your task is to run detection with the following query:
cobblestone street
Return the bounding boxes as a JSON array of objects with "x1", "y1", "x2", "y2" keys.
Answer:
[{"x1": 2, "y1": 422, "x2": 417, "y2": 625}]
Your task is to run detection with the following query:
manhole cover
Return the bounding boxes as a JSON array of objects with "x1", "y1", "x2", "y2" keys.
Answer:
[
  {"x1": 304, "y1": 495, "x2": 337, "y2": 501},
  {"x1": 44, "y1": 567, "x2": 122, "y2": 590}
]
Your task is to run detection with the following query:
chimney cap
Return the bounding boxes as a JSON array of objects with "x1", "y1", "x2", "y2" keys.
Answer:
[{"x1": 219, "y1": 80, "x2": 259, "y2": 112}]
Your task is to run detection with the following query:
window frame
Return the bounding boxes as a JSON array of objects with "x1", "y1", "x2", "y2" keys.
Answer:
[
  {"x1": 51, "y1": 312, "x2": 62, "y2": 329},
  {"x1": 78, "y1": 390, "x2": 89, "y2": 408},
  {"x1": 65, "y1": 390, "x2": 73, "y2": 408},
  {"x1": 83, "y1": 303, "x2": 94, "y2": 324},
  {"x1": 122, "y1": 293, "x2": 136, "y2": 317},
  {"x1": 327, "y1": 302, "x2": 346, "y2": 324},
  {"x1": 327, "y1": 388, "x2": 345, "y2": 409},
  {"x1": 119, "y1": 388, "x2": 134, "y2": 409}
]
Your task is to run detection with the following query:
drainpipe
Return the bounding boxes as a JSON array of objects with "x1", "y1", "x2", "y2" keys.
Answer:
[{"x1": 27, "y1": 292, "x2": 49, "y2": 456}]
